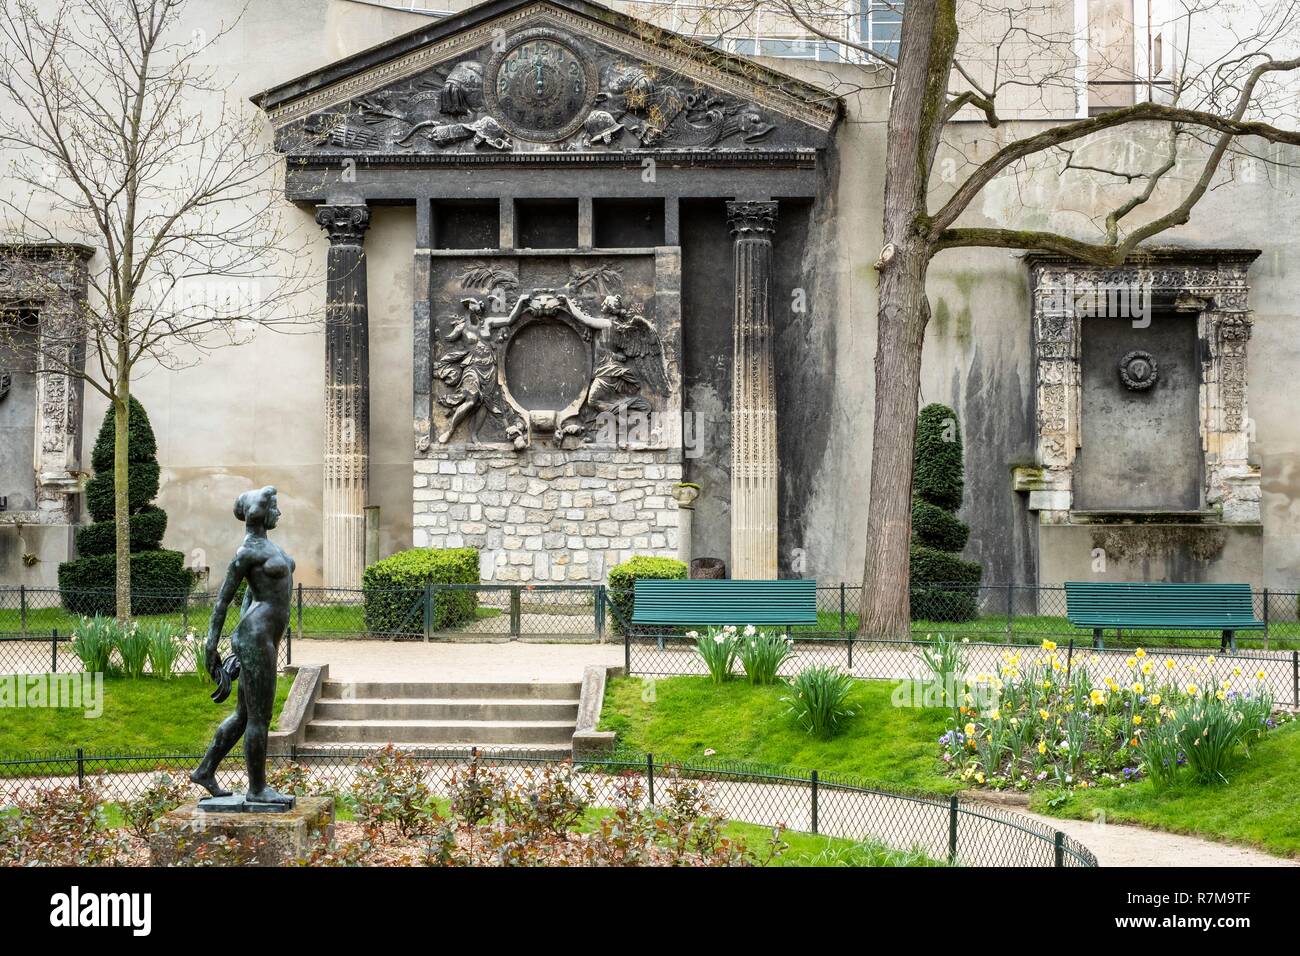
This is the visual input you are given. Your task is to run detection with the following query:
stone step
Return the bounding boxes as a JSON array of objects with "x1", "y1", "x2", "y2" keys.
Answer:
[
  {"x1": 320, "y1": 680, "x2": 581, "y2": 701},
  {"x1": 312, "y1": 698, "x2": 580, "y2": 722},
  {"x1": 292, "y1": 742, "x2": 574, "y2": 761},
  {"x1": 304, "y1": 718, "x2": 577, "y2": 746}
]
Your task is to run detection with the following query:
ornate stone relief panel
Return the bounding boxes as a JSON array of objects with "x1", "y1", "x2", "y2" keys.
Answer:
[
  {"x1": 270, "y1": 7, "x2": 830, "y2": 158},
  {"x1": 0, "y1": 245, "x2": 90, "y2": 526},
  {"x1": 417, "y1": 251, "x2": 680, "y2": 454},
  {"x1": 1023, "y1": 252, "x2": 1260, "y2": 524}
]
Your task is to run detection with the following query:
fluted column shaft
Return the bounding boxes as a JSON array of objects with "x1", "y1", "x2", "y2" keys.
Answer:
[
  {"x1": 727, "y1": 201, "x2": 779, "y2": 580},
  {"x1": 316, "y1": 204, "x2": 371, "y2": 590}
]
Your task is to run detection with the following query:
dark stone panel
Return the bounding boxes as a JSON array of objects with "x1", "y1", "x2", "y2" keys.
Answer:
[
  {"x1": 956, "y1": 348, "x2": 1038, "y2": 588},
  {"x1": 0, "y1": 321, "x2": 38, "y2": 511},
  {"x1": 503, "y1": 319, "x2": 592, "y2": 409},
  {"x1": 679, "y1": 199, "x2": 734, "y2": 568},
  {"x1": 516, "y1": 199, "x2": 579, "y2": 249},
  {"x1": 434, "y1": 199, "x2": 500, "y2": 249},
  {"x1": 593, "y1": 198, "x2": 665, "y2": 247},
  {"x1": 771, "y1": 198, "x2": 818, "y2": 578},
  {"x1": 1075, "y1": 311, "x2": 1202, "y2": 511}
]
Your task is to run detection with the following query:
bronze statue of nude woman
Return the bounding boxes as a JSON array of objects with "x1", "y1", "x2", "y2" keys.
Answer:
[{"x1": 190, "y1": 486, "x2": 295, "y2": 809}]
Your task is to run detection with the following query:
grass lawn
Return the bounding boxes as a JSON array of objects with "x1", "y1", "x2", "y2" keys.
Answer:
[
  {"x1": 1036, "y1": 720, "x2": 1300, "y2": 858},
  {"x1": 0, "y1": 673, "x2": 293, "y2": 759},
  {"x1": 598, "y1": 675, "x2": 958, "y2": 793}
]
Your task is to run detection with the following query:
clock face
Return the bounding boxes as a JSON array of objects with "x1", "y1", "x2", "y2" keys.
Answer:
[{"x1": 486, "y1": 32, "x2": 594, "y2": 141}]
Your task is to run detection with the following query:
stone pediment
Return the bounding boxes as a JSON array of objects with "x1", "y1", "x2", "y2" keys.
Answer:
[{"x1": 252, "y1": 0, "x2": 839, "y2": 161}]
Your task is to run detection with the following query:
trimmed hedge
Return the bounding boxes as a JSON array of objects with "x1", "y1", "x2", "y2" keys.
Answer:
[
  {"x1": 83, "y1": 461, "x2": 161, "y2": 523},
  {"x1": 90, "y1": 396, "x2": 157, "y2": 470},
  {"x1": 608, "y1": 555, "x2": 688, "y2": 634},
  {"x1": 362, "y1": 547, "x2": 479, "y2": 634},
  {"x1": 60, "y1": 398, "x2": 190, "y2": 613},
  {"x1": 74, "y1": 506, "x2": 167, "y2": 557},
  {"x1": 913, "y1": 403, "x2": 964, "y2": 511},
  {"x1": 57, "y1": 550, "x2": 193, "y2": 616},
  {"x1": 909, "y1": 403, "x2": 982, "y2": 622},
  {"x1": 911, "y1": 499, "x2": 969, "y2": 553}
]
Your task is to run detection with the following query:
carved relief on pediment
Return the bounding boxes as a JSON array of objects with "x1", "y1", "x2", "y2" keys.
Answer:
[{"x1": 278, "y1": 26, "x2": 794, "y2": 156}]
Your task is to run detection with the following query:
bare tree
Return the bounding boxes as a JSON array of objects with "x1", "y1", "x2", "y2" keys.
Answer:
[
  {"x1": 651, "y1": 0, "x2": 1300, "y2": 636},
  {"x1": 0, "y1": 0, "x2": 312, "y2": 618}
]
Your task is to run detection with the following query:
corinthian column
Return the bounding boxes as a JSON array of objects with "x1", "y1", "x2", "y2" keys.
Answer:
[
  {"x1": 315, "y1": 203, "x2": 371, "y2": 589},
  {"x1": 727, "y1": 200, "x2": 779, "y2": 580}
]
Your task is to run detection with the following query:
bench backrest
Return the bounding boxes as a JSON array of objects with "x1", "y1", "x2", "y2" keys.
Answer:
[
  {"x1": 1064, "y1": 581, "x2": 1260, "y2": 625},
  {"x1": 630, "y1": 579, "x2": 819, "y2": 625}
]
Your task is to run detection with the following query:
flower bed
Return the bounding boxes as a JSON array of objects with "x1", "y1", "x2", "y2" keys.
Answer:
[{"x1": 933, "y1": 640, "x2": 1290, "y2": 792}]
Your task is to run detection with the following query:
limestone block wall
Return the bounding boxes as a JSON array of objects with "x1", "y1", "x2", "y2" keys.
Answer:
[{"x1": 413, "y1": 447, "x2": 681, "y2": 582}]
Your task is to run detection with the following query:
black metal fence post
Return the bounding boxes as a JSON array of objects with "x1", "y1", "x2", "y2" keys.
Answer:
[
  {"x1": 423, "y1": 578, "x2": 433, "y2": 643},
  {"x1": 1293, "y1": 651, "x2": 1299, "y2": 709},
  {"x1": 595, "y1": 585, "x2": 606, "y2": 643},
  {"x1": 296, "y1": 583, "x2": 304, "y2": 638},
  {"x1": 1066, "y1": 639, "x2": 1074, "y2": 678},
  {"x1": 181, "y1": 588, "x2": 189, "y2": 633},
  {"x1": 286, "y1": 622, "x2": 293, "y2": 666},
  {"x1": 1263, "y1": 588, "x2": 1270, "y2": 650},
  {"x1": 51, "y1": 628, "x2": 58, "y2": 673},
  {"x1": 810, "y1": 770, "x2": 819, "y2": 835},
  {"x1": 624, "y1": 630, "x2": 631, "y2": 673},
  {"x1": 839, "y1": 583, "x2": 846, "y2": 636},
  {"x1": 19, "y1": 584, "x2": 27, "y2": 637},
  {"x1": 948, "y1": 794, "x2": 959, "y2": 865},
  {"x1": 646, "y1": 753, "x2": 655, "y2": 806},
  {"x1": 76, "y1": 747, "x2": 85, "y2": 788},
  {"x1": 510, "y1": 586, "x2": 521, "y2": 640},
  {"x1": 1054, "y1": 831, "x2": 1065, "y2": 867}
]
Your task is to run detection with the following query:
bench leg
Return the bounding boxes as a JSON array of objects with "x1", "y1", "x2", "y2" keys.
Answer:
[
  {"x1": 1222, "y1": 630, "x2": 1236, "y2": 653},
  {"x1": 1093, "y1": 628, "x2": 1104, "y2": 651}
]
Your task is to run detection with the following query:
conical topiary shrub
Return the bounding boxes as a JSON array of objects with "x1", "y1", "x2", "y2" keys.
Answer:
[
  {"x1": 58, "y1": 397, "x2": 193, "y2": 616},
  {"x1": 909, "y1": 403, "x2": 983, "y2": 622}
]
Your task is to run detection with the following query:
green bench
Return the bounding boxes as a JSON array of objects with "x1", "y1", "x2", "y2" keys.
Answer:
[
  {"x1": 630, "y1": 579, "x2": 819, "y2": 646},
  {"x1": 1064, "y1": 581, "x2": 1264, "y2": 651}
]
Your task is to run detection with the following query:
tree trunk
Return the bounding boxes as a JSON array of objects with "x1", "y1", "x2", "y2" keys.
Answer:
[
  {"x1": 858, "y1": 0, "x2": 956, "y2": 639},
  {"x1": 113, "y1": 380, "x2": 131, "y2": 623},
  {"x1": 859, "y1": 256, "x2": 931, "y2": 638}
]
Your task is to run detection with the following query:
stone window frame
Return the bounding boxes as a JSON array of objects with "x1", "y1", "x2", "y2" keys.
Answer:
[
  {"x1": 0, "y1": 244, "x2": 92, "y2": 526},
  {"x1": 1020, "y1": 249, "x2": 1260, "y2": 525}
]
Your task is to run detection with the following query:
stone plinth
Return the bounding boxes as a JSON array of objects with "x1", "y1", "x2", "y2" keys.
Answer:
[{"x1": 149, "y1": 796, "x2": 334, "y2": 867}]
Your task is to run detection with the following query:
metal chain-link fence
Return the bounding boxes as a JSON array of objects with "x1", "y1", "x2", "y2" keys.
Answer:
[{"x1": 0, "y1": 747, "x2": 1097, "y2": 867}]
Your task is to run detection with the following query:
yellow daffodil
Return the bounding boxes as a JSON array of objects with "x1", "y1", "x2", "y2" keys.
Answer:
[
  {"x1": 1133, "y1": 715, "x2": 1143, "y2": 725},
  {"x1": 1042, "y1": 640, "x2": 1057, "y2": 652},
  {"x1": 1126, "y1": 657, "x2": 1137, "y2": 669},
  {"x1": 1037, "y1": 740, "x2": 1047, "y2": 755},
  {"x1": 1216, "y1": 690, "x2": 1226, "y2": 701},
  {"x1": 1135, "y1": 648, "x2": 1146, "y2": 658},
  {"x1": 1165, "y1": 659, "x2": 1175, "y2": 670},
  {"x1": 1256, "y1": 670, "x2": 1267, "y2": 681},
  {"x1": 1131, "y1": 682, "x2": 1143, "y2": 695},
  {"x1": 1150, "y1": 693, "x2": 1162, "y2": 706},
  {"x1": 1038, "y1": 708, "x2": 1050, "y2": 720},
  {"x1": 1186, "y1": 684, "x2": 1199, "y2": 696},
  {"x1": 964, "y1": 722, "x2": 976, "y2": 736}
]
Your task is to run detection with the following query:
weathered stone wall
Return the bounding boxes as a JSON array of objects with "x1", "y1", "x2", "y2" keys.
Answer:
[{"x1": 413, "y1": 447, "x2": 680, "y2": 582}]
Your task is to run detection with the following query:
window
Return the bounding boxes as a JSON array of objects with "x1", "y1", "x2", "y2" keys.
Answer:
[{"x1": 859, "y1": 0, "x2": 903, "y2": 60}]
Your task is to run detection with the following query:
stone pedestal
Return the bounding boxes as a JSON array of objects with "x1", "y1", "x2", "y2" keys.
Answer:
[
  {"x1": 316, "y1": 203, "x2": 371, "y2": 590},
  {"x1": 149, "y1": 796, "x2": 334, "y2": 867},
  {"x1": 727, "y1": 201, "x2": 779, "y2": 579}
]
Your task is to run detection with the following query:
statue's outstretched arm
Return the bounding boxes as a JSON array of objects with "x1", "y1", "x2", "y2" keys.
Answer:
[{"x1": 560, "y1": 293, "x2": 611, "y2": 331}]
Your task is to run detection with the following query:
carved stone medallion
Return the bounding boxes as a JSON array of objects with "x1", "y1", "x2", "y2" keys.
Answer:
[
  {"x1": 1118, "y1": 350, "x2": 1158, "y2": 391},
  {"x1": 484, "y1": 28, "x2": 598, "y2": 142}
]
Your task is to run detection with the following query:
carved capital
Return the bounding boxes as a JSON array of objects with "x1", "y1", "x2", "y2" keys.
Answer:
[
  {"x1": 726, "y1": 200, "x2": 778, "y2": 238},
  {"x1": 315, "y1": 204, "x2": 371, "y2": 245}
]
